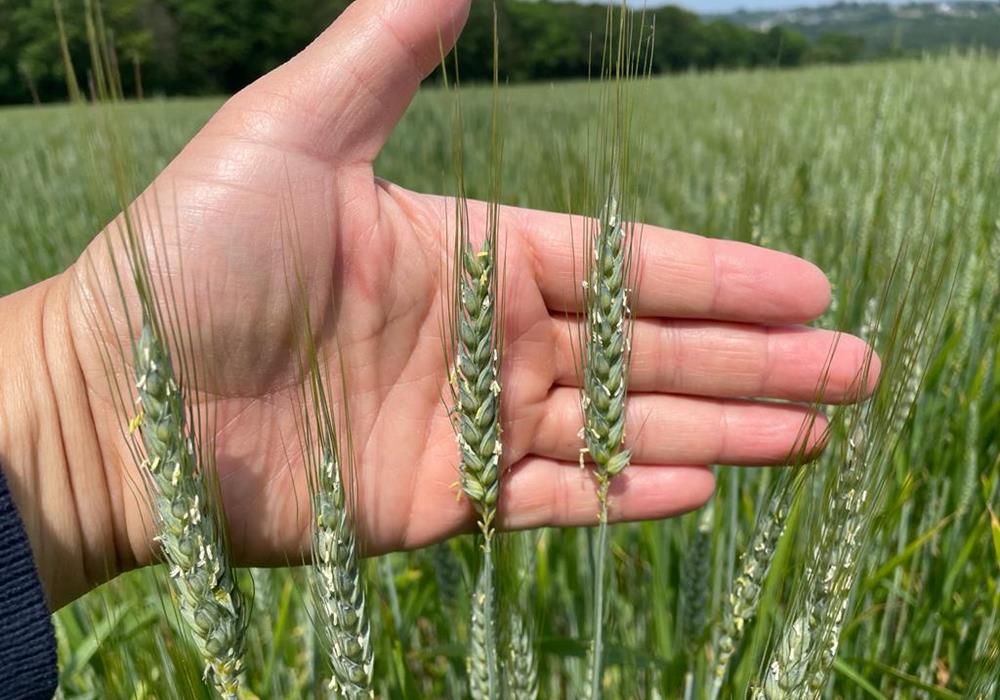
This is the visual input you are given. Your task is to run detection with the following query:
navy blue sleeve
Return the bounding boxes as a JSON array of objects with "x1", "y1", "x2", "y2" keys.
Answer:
[{"x1": 0, "y1": 466, "x2": 58, "y2": 699}]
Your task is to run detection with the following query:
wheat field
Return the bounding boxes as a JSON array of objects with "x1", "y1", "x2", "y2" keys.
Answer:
[{"x1": 1, "y1": 53, "x2": 998, "y2": 698}]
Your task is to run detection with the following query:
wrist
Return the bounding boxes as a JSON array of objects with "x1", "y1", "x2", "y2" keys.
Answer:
[{"x1": 0, "y1": 273, "x2": 135, "y2": 608}]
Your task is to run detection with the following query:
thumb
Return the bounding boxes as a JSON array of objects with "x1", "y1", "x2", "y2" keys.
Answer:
[{"x1": 217, "y1": 0, "x2": 471, "y2": 164}]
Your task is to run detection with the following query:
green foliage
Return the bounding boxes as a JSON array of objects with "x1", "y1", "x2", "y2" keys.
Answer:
[
  {"x1": 0, "y1": 0, "x2": 151, "y2": 104},
  {"x1": 1, "y1": 0, "x2": 861, "y2": 105},
  {"x1": 809, "y1": 33, "x2": 866, "y2": 65}
]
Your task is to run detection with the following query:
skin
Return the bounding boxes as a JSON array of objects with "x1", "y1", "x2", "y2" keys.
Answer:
[{"x1": 0, "y1": 0, "x2": 878, "y2": 610}]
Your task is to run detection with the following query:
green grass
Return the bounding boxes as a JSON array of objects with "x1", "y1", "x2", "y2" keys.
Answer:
[{"x1": 2, "y1": 54, "x2": 998, "y2": 698}]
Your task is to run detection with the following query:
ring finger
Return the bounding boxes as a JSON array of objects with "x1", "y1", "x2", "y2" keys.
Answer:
[{"x1": 531, "y1": 388, "x2": 828, "y2": 466}]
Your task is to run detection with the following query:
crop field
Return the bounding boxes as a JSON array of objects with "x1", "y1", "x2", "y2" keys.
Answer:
[{"x1": 1, "y1": 53, "x2": 998, "y2": 698}]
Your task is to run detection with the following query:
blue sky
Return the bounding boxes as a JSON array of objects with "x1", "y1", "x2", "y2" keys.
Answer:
[
  {"x1": 683, "y1": 0, "x2": 875, "y2": 10},
  {"x1": 561, "y1": 0, "x2": 908, "y2": 15}
]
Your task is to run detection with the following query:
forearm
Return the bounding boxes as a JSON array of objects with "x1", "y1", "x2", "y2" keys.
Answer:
[{"x1": 0, "y1": 274, "x2": 129, "y2": 608}]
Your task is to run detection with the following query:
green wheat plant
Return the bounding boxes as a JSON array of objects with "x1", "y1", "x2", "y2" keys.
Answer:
[
  {"x1": 758, "y1": 235, "x2": 954, "y2": 698},
  {"x1": 280, "y1": 218, "x2": 374, "y2": 699},
  {"x1": 443, "y1": 16, "x2": 508, "y2": 698},
  {"x1": 60, "y1": 7, "x2": 252, "y2": 697},
  {"x1": 128, "y1": 307, "x2": 248, "y2": 699},
  {"x1": 709, "y1": 361, "x2": 840, "y2": 699},
  {"x1": 299, "y1": 338, "x2": 374, "y2": 697},
  {"x1": 577, "y1": 7, "x2": 649, "y2": 697}
]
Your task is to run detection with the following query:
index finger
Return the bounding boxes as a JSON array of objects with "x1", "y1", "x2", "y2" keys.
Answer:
[{"x1": 515, "y1": 207, "x2": 832, "y2": 325}]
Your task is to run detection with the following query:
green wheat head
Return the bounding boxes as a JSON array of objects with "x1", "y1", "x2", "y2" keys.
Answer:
[
  {"x1": 134, "y1": 319, "x2": 247, "y2": 698},
  {"x1": 582, "y1": 195, "x2": 632, "y2": 514},
  {"x1": 313, "y1": 443, "x2": 374, "y2": 698},
  {"x1": 454, "y1": 238, "x2": 502, "y2": 540}
]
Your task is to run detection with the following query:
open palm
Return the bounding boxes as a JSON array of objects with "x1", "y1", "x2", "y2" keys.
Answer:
[{"x1": 63, "y1": 0, "x2": 874, "y2": 574}]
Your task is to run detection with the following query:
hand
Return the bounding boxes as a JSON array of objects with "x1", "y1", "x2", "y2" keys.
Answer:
[{"x1": 0, "y1": 0, "x2": 876, "y2": 609}]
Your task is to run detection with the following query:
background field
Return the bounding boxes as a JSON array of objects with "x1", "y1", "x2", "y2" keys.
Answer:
[{"x1": 1, "y1": 54, "x2": 998, "y2": 698}]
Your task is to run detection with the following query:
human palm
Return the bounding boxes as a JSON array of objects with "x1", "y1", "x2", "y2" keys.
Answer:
[{"x1": 61, "y1": 0, "x2": 874, "y2": 573}]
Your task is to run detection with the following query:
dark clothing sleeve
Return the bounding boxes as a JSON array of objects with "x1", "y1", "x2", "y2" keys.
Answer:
[{"x1": 0, "y1": 466, "x2": 58, "y2": 699}]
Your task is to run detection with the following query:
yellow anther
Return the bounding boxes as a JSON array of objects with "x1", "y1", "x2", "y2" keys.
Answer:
[{"x1": 128, "y1": 409, "x2": 144, "y2": 435}]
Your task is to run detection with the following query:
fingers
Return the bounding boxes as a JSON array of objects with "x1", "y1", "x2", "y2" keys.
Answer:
[
  {"x1": 551, "y1": 319, "x2": 879, "y2": 403},
  {"x1": 499, "y1": 459, "x2": 714, "y2": 530},
  {"x1": 532, "y1": 389, "x2": 827, "y2": 466},
  {"x1": 515, "y1": 207, "x2": 831, "y2": 324},
  {"x1": 217, "y1": 0, "x2": 471, "y2": 162}
]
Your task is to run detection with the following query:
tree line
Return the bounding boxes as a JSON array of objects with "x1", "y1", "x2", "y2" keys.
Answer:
[{"x1": 0, "y1": 0, "x2": 867, "y2": 105}]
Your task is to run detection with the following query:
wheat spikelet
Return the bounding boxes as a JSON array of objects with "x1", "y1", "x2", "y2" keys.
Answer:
[
  {"x1": 760, "y1": 614, "x2": 812, "y2": 698},
  {"x1": 134, "y1": 320, "x2": 246, "y2": 699}
]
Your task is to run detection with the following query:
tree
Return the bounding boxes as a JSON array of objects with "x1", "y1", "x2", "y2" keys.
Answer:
[{"x1": 808, "y1": 33, "x2": 866, "y2": 64}]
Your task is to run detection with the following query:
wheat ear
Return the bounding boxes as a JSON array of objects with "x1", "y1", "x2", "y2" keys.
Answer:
[
  {"x1": 583, "y1": 195, "x2": 633, "y2": 510},
  {"x1": 313, "y1": 443, "x2": 374, "y2": 698},
  {"x1": 134, "y1": 319, "x2": 246, "y2": 698},
  {"x1": 454, "y1": 231, "x2": 503, "y2": 700},
  {"x1": 504, "y1": 611, "x2": 540, "y2": 700},
  {"x1": 455, "y1": 238, "x2": 502, "y2": 539},
  {"x1": 467, "y1": 561, "x2": 497, "y2": 700},
  {"x1": 709, "y1": 481, "x2": 793, "y2": 699}
]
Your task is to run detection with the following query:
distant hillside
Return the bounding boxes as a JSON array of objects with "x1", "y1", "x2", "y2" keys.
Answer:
[{"x1": 720, "y1": 2, "x2": 1000, "y2": 56}]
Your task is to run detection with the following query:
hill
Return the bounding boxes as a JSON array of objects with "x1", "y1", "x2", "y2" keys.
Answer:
[{"x1": 719, "y1": 2, "x2": 1000, "y2": 56}]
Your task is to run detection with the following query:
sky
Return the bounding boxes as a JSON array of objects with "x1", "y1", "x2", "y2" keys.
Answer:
[{"x1": 559, "y1": 0, "x2": 910, "y2": 15}]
